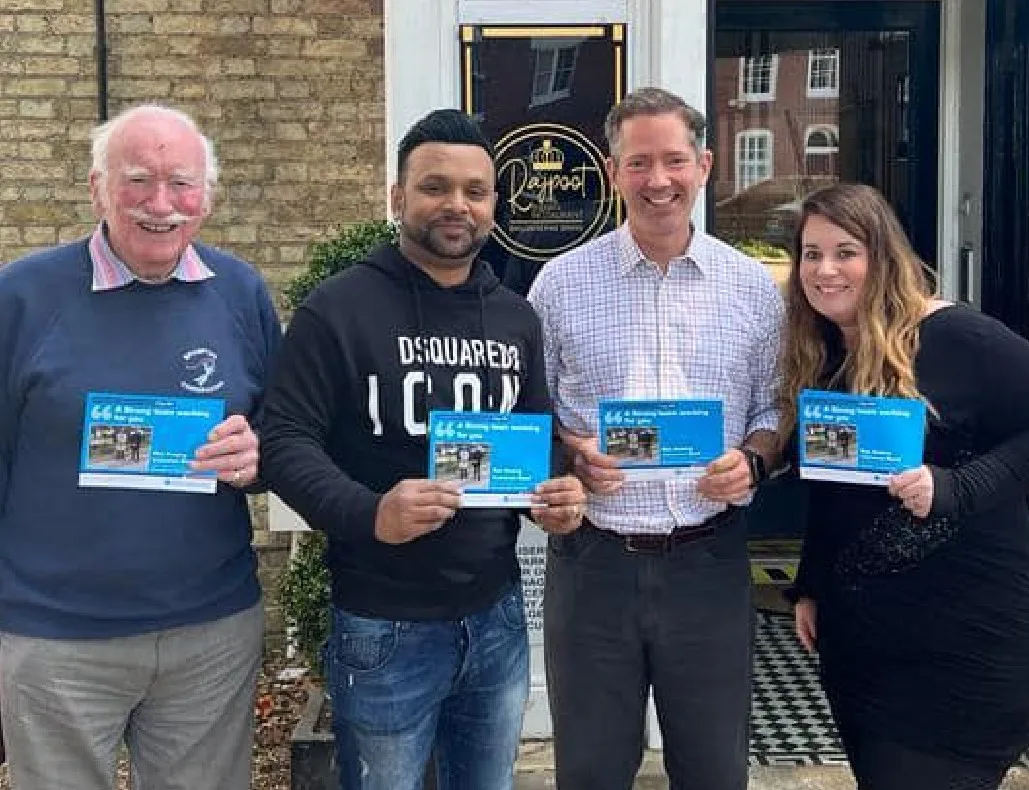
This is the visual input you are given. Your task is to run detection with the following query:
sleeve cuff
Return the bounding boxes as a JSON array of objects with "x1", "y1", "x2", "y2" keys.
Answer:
[
  {"x1": 348, "y1": 488, "x2": 385, "y2": 544},
  {"x1": 745, "y1": 411, "x2": 781, "y2": 437},
  {"x1": 928, "y1": 464, "x2": 958, "y2": 520}
]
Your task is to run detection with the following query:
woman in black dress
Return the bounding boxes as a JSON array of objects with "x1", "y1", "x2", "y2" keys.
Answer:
[{"x1": 780, "y1": 183, "x2": 1029, "y2": 790}]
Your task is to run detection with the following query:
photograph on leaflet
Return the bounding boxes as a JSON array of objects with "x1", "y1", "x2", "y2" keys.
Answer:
[
  {"x1": 604, "y1": 425, "x2": 660, "y2": 465},
  {"x1": 433, "y1": 442, "x2": 492, "y2": 488},
  {"x1": 804, "y1": 422, "x2": 858, "y2": 466}
]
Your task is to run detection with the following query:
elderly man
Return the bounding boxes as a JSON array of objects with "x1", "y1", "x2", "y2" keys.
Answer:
[{"x1": 0, "y1": 104, "x2": 280, "y2": 790}]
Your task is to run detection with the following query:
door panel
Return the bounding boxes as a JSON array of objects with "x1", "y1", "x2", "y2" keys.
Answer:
[
  {"x1": 984, "y1": 0, "x2": 1029, "y2": 337},
  {"x1": 712, "y1": 1, "x2": 940, "y2": 543}
]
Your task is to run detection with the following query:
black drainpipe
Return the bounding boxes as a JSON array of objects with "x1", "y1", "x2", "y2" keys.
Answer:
[{"x1": 94, "y1": 0, "x2": 109, "y2": 121}]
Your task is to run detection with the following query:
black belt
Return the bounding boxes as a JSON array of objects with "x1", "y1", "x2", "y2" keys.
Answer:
[{"x1": 585, "y1": 507, "x2": 739, "y2": 554}]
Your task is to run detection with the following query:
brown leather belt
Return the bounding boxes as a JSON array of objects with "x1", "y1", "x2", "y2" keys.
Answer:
[{"x1": 585, "y1": 507, "x2": 739, "y2": 554}]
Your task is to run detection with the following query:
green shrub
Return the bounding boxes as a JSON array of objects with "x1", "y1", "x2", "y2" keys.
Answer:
[
  {"x1": 732, "y1": 238, "x2": 790, "y2": 261},
  {"x1": 283, "y1": 219, "x2": 397, "y2": 310},
  {"x1": 278, "y1": 219, "x2": 397, "y2": 669},
  {"x1": 278, "y1": 531, "x2": 331, "y2": 671}
]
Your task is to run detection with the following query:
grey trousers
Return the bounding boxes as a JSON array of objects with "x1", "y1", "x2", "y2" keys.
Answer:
[
  {"x1": 0, "y1": 602, "x2": 263, "y2": 790},
  {"x1": 544, "y1": 514, "x2": 753, "y2": 790}
]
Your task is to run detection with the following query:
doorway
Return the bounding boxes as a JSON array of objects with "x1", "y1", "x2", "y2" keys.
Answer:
[{"x1": 713, "y1": 1, "x2": 941, "y2": 552}]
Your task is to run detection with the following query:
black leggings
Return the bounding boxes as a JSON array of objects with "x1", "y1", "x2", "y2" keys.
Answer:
[{"x1": 842, "y1": 733, "x2": 1008, "y2": 790}]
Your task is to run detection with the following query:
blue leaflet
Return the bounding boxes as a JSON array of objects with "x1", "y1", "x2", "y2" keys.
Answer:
[
  {"x1": 599, "y1": 399, "x2": 725, "y2": 481},
  {"x1": 428, "y1": 410, "x2": 552, "y2": 508},
  {"x1": 798, "y1": 389, "x2": 926, "y2": 485},
  {"x1": 79, "y1": 392, "x2": 225, "y2": 494}
]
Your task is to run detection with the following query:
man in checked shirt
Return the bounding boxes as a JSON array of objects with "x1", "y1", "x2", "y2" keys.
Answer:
[{"x1": 528, "y1": 87, "x2": 784, "y2": 790}]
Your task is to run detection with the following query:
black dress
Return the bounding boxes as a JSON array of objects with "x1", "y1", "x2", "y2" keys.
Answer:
[{"x1": 793, "y1": 305, "x2": 1029, "y2": 772}]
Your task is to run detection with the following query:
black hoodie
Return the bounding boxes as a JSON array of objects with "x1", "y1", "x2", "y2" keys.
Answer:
[{"x1": 261, "y1": 243, "x2": 554, "y2": 620}]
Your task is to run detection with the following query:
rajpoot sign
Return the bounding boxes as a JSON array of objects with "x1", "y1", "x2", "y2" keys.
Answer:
[
  {"x1": 493, "y1": 123, "x2": 611, "y2": 261},
  {"x1": 460, "y1": 23, "x2": 626, "y2": 293}
]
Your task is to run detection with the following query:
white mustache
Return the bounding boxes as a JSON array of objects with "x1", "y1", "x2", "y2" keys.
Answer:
[{"x1": 127, "y1": 209, "x2": 199, "y2": 225}]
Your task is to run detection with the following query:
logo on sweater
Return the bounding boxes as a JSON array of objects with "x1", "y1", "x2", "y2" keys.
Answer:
[{"x1": 180, "y1": 347, "x2": 225, "y2": 394}]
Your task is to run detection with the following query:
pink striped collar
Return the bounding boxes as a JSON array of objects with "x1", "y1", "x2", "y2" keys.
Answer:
[{"x1": 89, "y1": 224, "x2": 215, "y2": 291}]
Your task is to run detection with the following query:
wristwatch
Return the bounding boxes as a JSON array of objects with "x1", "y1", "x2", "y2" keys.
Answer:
[{"x1": 740, "y1": 446, "x2": 768, "y2": 488}]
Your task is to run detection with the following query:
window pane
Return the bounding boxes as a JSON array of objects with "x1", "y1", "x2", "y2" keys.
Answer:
[
  {"x1": 533, "y1": 49, "x2": 556, "y2": 96},
  {"x1": 557, "y1": 46, "x2": 577, "y2": 71},
  {"x1": 809, "y1": 48, "x2": 839, "y2": 92},
  {"x1": 553, "y1": 46, "x2": 577, "y2": 92},
  {"x1": 714, "y1": 30, "x2": 911, "y2": 261},
  {"x1": 743, "y1": 55, "x2": 775, "y2": 96},
  {"x1": 738, "y1": 133, "x2": 771, "y2": 191}
]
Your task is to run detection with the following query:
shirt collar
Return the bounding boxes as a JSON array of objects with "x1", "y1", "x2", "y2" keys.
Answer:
[
  {"x1": 615, "y1": 222, "x2": 710, "y2": 277},
  {"x1": 88, "y1": 223, "x2": 215, "y2": 292}
]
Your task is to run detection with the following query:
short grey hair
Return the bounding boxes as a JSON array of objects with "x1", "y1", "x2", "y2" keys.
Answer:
[
  {"x1": 604, "y1": 87, "x2": 708, "y2": 158},
  {"x1": 89, "y1": 104, "x2": 219, "y2": 201}
]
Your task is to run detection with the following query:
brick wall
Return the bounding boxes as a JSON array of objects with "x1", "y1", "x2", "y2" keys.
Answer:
[{"x1": 1, "y1": 0, "x2": 387, "y2": 645}]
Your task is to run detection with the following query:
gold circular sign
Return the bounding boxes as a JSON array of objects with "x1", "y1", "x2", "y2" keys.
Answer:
[{"x1": 492, "y1": 123, "x2": 613, "y2": 263}]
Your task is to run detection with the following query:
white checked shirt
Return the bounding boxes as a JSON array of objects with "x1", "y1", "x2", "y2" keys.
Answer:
[{"x1": 528, "y1": 224, "x2": 784, "y2": 534}]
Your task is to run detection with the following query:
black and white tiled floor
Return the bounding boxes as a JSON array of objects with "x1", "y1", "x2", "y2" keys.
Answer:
[
  {"x1": 749, "y1": 611, "x2": 847, "y2": 767},
  {"x1": 748, "y1": 611, "x2": 1029, "y2": 770}
]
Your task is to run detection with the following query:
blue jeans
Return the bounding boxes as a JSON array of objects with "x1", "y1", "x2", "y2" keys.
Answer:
[{"x1": 324, "y1": 584, "x2": 529, "y2": 790}]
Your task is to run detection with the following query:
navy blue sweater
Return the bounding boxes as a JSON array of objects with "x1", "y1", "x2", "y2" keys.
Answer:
[{"x1": 0, "y1": 239, "x2": 281, "y2": 638}]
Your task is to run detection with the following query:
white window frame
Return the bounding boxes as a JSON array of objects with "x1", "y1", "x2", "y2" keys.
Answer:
[
  {"x1": 804, "y1": 124, "x2": 839, "y2": 156},
  {"x1": 735, "y1": 129, "x2": 773, "y2": 193},
  {"x1": 806, "y1": 47, "x2": 840, "y2": 98},
  {"x1": 738, "y1": 54, "x2": 778, "y2": 102},
  {"x1": 529, "y1": 38, "x2": 582, "y2": 107}
]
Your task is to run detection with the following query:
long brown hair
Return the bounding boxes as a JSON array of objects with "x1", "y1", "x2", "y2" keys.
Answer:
[{"x1": 778, "y1": 183, "x2": 933, "y2": 438}]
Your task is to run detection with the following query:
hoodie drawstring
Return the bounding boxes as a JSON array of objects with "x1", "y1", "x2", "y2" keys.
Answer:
[
  {"x1": 406, "y1": 269, "x2": 431, "y2": 421},
  {"x1": 477, "y1": 284, "x2": 492, "y2": 410}
]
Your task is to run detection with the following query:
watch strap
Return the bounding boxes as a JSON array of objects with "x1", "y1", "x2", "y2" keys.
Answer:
[{"x1": 740, "y1": 446, "x2": 767, "y2": 488}]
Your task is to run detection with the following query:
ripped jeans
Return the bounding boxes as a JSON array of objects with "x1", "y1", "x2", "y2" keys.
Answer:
[{"x1": 324, "y1": 584, "x2": 529, "y2": 790}]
